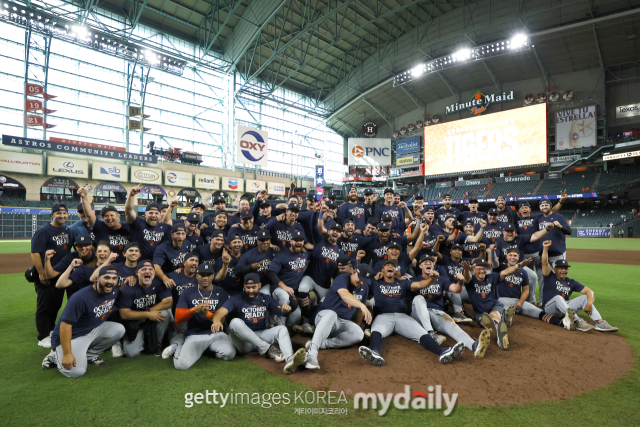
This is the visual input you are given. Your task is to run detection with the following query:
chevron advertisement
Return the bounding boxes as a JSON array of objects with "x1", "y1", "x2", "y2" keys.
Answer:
[
  {"x1": 348, "y1": 138, "x2": 391, "y2": 167},
  {"x1": 222, "y1": 177, "x2": 244, "y2": 192},
  {"x1": 423, "y1": 103, "x2": 547, "y2": 176},
  {"x1": 237, "y1": 125, "x2": 268, "y2": 166}
]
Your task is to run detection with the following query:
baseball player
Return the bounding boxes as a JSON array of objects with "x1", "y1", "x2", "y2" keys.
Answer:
[
  {"x1": 494, "y1": 196, "x2": 518, "y2": 229},
  {"x1": 189, "y1": 202, "x2": 207, "y2": 220},
  {"x1": 364, "y1": 219, "x2": 420, "y2": 266},
  {"x1": 373, "y1": 187, "x2": 406, "y2": 236},
  {"x1": 125, "y1": 185, "x2": 171, "y2": 260},
  {"x1": 265, "y1": 202, "x2": 311, "y2": 250},
  {"x1": 372, "y1": 222, "x2": 429, "y2": 277},
  {"x1": 228, "y1": 209, "x2": 261, "y2": 253},
  {"x1": 337, "y1": 186, "x2": 367, "y2": 231},
  {"x1": 41, "y1": 265, "x2": 125, "y2": 377},
  {"x1": 459, "y1": 220, "x2": 490, "y2": 261},
  {"x1": 410, "y1": 255, "x2": 491, "y2": 358},
  {"x1": 152, "y1": 223, "x2": 191, "y2": 287},
  {"x1": 43, "y1": 234, "x2": 98, "y2": 285},
  {"x1": 194, "y1": 229, "x2": 226, "y2": 264},
  {"x1": 253, "y1": 196, "x2": 274, "y2": 228},
  {"x1": 78, "y1": 187, "x2": 130, "y2": 257},
  {"x1": 235, "y1": 229, "x2": 279, "y2": 295},
  {"x1": 363, "y1": 188, "x2": 377, "y2": 221},
  {"x1": 201, "y1": 209, "x2": 231, "y2": 242},
  {"x1": 68, "y1": 201, "x2": 94, "y2": 245},
  {"x1": 434, "y1": 194, "x2": 461, "y2": 227},
  {"x1": 461, "y1": 254, "x2": 532, "y2": 350},
  {"x1": 118, "y1": 260, "x2": 172, "y2": 357},
  {"x1": 441, "y1": 243, "x2": 473, "y2": 323},
  {"x1": 458, "y1": 198, "x2": 488, "y2": 226},
  {"x1": 105, "y1": 242, "x2": 141, "y2": 288},
  {"x1": 53, "y1": 240, "x2": 116, "y2": 293},
  {"x1": 202, "y1": 194, "x2": 228, "y2": 227},
  {"x1": 167, "y1": 252, "x2": 200, "y2": 320},
  {"x1": 31, "y1": 202, "x2": 71, "y2": 348},
  {"x1": 496, "y1": 248, "x2": 575, "y2": 330},
  {"x1": 359, "y1": 259, "x2": 466, "y2": 366},
  {"x1": 516, "y1": 195, "x2": 567, "y2": 269},
  {"x1": 184, "y1": 213, "x2": 204, "y2": 250},
  {"x1": 483, "y1": 208, "x2": 505, "y2": 244},
  {"x1": 161, "y1": 263, "x2": 236, "y2": 369},
  {"x1": 266, "y1": 230, "x2": 310, "y2": 328},
  {"x1": 227, "y1": 198, "x2": 252, "y2": 226},
  {"x1": 336, "y1": 218, "x2": 376, "y2": 261},
  {"x1": 213, "y1": 273, "x2": 307, "y2": 374},
  {"x1": 541, "y1": 240, "x2": 618, "y2": 332},
  {"x1": 214, "y1": 235, "x2": 244, "y2": 296},
  {"x1": 302, "y1": 266, "x2": 374, "y2": 370}
]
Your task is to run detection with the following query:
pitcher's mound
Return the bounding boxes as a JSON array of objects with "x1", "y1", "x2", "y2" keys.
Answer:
[{"x1": 247, "y1": 314, "x2": 633, "y2": 406}]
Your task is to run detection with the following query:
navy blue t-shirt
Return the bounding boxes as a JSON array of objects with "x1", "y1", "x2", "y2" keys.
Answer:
[
  {"x1": 51, "y1": 285, "x2": 119, "y2": 349},
  {"x1": 441, "y1": 258, "x2": 464, "y2": 282},
  {"x1": 176, "y1": 285, "x2": 228, "y2": 336},
  {"x1": 53, "y1": 251, "x2": 96, "y2": 274},
  {"x1": 364, "y1": 202, "x2": 376, "y2": 221},
  {"x1": 373, "y1": 252, "x2": 412, "y2": 277},
  {"x1": 306, "y1": 235, "x2": 342, "y2": 289},
  {"x1": 118, "y1": 279, "x2": 171, "y2": 311},
  {"x1": 317, "y1": 274, "x2": 369, "y2": 320},
  {"x1": 201, "y1": 225, "x2": 231, "y2": 245},
  {"x1": 373, "y1": 204, "x2": 405, "y2": 235},
  {"x1": 543, "y1": 272, "x2": 585, "y2": 303},
  {"x1": 496, "y1": 235, "x2": 531, "y2": 262},
  {"x1": 459, "y1": 211, "x2": 488, "y2": 226},
  {"x1": 296, "y1": 210, "x2": 316, "y2": 246},
  {"x1": 265, "y1": 217, "x2": 306, "y2": 249},
  {"x1": 92, "y1": 220, "x2": 130, "y2": 257},
  {"x1": 337, "y1": 234, "x2": 375, "y2": 260},
  {"x1": 411, "y1": 275, "x2": 453, "y2": 311},
  {"x1": 517, "y1": 214, "x2": 540, "y2": 254},
  {"x1": 464, "y1": 273, "x2": 500, "y2": 314},
  {"x1": 214, "y1": 254, "x2": 243, "y2": 295},
  {"x1": 69, "y1": 264, "x2": 98, "y2": 289},
  {"x1": 222, "y1": 291, "x2": 287, "y2": 331},
  {"x1": 497, "y1": 266, "x2": 529, "y2": 299},
  {"x1": 462, "y1": 237, "x2": 490, "y2": 261},
  {"x1": 185, "y1": 234, "x2": 204, "y2": 252},
  {"x1": 168, "y1": 271, "x2": 198, "y2": 312},
  {"x1": 268, "y1": 248, "x2": 310, "y2": 290},
  {"x1": 537, "y1": 213, "x2": 571, "y2": 256},
  {"x1": 495, "y1": 208, "x2": 517, "y2": 229},
  {"x1": 152, "y1": 240, "x2": 191, "y2": 273},
  {"x1": 435, "y1": 207, "x2": 461, "y2": 227},
  {"x1": 228, "y1": 224, "x2": 261, "y2": 253},
  {"x1": 32, "y1": 223, "x2": 70, "y2": 267},
  {"x1": 364, "y1": 236, "x2": 409, "y2": 266},
  {"x1": 236, "y1": 247, "x2": 278, "y2": 283},
  {"x1": 194, "y1": 244, "x2": 223, "y2": 265},
  {"x1": 129, "y1": 217, "x2": 170, "y2": 260},
  {"x1": 337, "y1": 202, "x2": 367, "y2": 230},
  {"x1": 114, "y1": 262, "x2": 137, "y2": 287},
  {"x1": 371, "y1": 279, "x2": 412, "y2": 315},
  {"x1": 483, "y1": 222, "x2": 504, "y2": 244}
]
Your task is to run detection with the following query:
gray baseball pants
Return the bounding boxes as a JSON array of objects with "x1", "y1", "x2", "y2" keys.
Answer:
[
  {"x1": 299, "y1": 276, "x2": 329, "y2": 302},
  {"x1": 411, "y1": 296, "x2": 475, "y2": 350},
  {"x1": 228, "y1": 318, "x2": 294, "y2": 359},
  {"x1": 544, "y1": 295, "x2": 602, "y2": 322},
  {"x1": 306, "y1": 310, "x2": 364, "y2": 358},
  {"x1": 273, "y1": 287, "x2": 301, "y2": 327},
  {"x1": 172, "y1": 332, "x2": 236, "y2": 370},
  {"x1": 536, "y1": 252, "x2": 566, "y2": 304},
  {"x1": 498, "y1": 297, "x2": 543, "y2": 318},
  {"x1": 55, "y1": 322, "x2": 125, "y2": 378},
  {"x1": 122, "y1": 309, "x2": 171, "y2": 358},
  {"x1": 371, "y1": 312, "x2": 428, "y2": 342}
]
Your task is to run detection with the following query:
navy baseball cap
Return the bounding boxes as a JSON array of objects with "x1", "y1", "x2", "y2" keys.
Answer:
[
  {"x1": 329, "y1": 223, "x2": 343, "y2": 232},
  {"x1": 191, "y1": 202, "x2": 206, "y2": 210},
  {"x1": 387, "y1": 241, "x2": 402, "y2": 251},
  {"x1": 363, "y1": 188, "x2": 374, "y2": 196},
  {"x1": 260, "y1": 200, "x2": 271, "y2": 207},
  {"x1": 74, "y1": 235, "x2": 92, "y2": 246},
  {"x1": 51, "y1": 203, "x2": 67, "y2": 213},
  {"x1": 540, "y1": 199, "x2": 551, "y2": 206},
  {"x1": 184, "y1": 251, "x2": 200, "y2": 261},
  {"x1": 197, "y1": 263, "x2": 215, "y2": 274},
  {"x1": 503, "y1": 224, "x2": 516, "y2": 232},
  {"x1": 214, "y1": 209, "x2": 228, "y2": 218},
  {"x1": 367, "y1": 218, "x2": 379, "y2": 226},
  {"x1": 327, "y1": 192, "x2": 337, "y2": 199},
  {"x1": 343, "y1": 218, "x2": 354, "y2": 225},
  {"x1": 287, "y1": 203, "x2": 301, "y2": 212},
  {"x1": 326, "y1": 201, "x2": 338, "y2": 209},
  {"x1": 291, "y1": 230, "x2": 305, "y2": 240},
  {"x1": 383, "y1": 187, "x2": 394, "y2": 194},
  {"x1": 418, "y1": 255, "x2": 436, "y2": 264},
  {"x1": 468, "y1": 198, "x2": 479, "y2": 204},
  {"x1": 226, "y1": 233, "x2": 242, "y2": 244},
  {"x1": 256, "y1": 229, "x2": 271, "y2": 240},
  {"x1": 472, "y1": 259, "x2": 490, "y2": 267},
  {"x1": 337, "y1": 254, "x2": 352, "y2": 267},
  {"x1": 443, "y1": 194, "x2": 452, "y2": 199},
  {"x1": 186, "y1": 213, "x2": 200, "y2": 223},
  {"x1": 98, "y1": 265, "x2": 119, "y2": 277},
  {"x1": 555, "y1": 259, "x2": 571, "y2": 268},
  {"x1": 450, "y1": 243, "x2": 464, "y2": 251},
  {"x1": 213, "y1": 196, "x2": 226, "y2": 204},
  {"x1": 240, "y1": 210, "x2": 253, "y2": 219},
  {"x1": 124, "y1": 242, "x2": 140, "y2": 252},
  {"x1": 377, "y1": 222, "x2": 391, "y2": 231},
  {"x1": 425, "y1": 248, "x2": 439, "y2": 257},
  {"x1": 100, "y1": 205, "x2": 118, "y2": 216},
  {"x1": 424, "y1": 207, "x2": 434, "y2": 212},
  {"x1": 414, "y1": 193, "x2": 424, "y2": 200},
  {"x1": 244, "y1": 272, "x2": 261, "y2": 284},
  {"x1": 136, "y1": 260, "x2": 154, "y2": 269},
  {"x1": 210, "y1": 230, "x2": 226, "y2": 240},
  {"x1": 383, "y1": 259, "x2": 398, "y2": 267},
  {"x1": 488, "y1": 208, "x2": 499, "y2": 215},
  {"x1": 76, "y1": 203, "x2": 84, "y2": 212},
  {"x1": 171, "y1": 223, "x2": 186, "y2": 233},
  {"x1": 145, "y1": 203, "x2": 160, "y2": 212},
  {"x1": 519, "y1": 202, "x2": 531, "y2": 208},
  {"x1": 355, "y1": 264, "x2": 374, "y2": 285},
  {"x1": 381, "y1": 211, "x2": 394, "y2": 221},
  {"x1": 306, "y1": 194, "x2": 316, "y2": 201},
  {"x1": 464, "y1": 220, "x2": 474, "y2": 226}
]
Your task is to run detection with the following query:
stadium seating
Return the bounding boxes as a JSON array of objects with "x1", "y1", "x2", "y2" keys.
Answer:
[
  {"x1": 558, "y1": 210, "x2": 576, "y2": 223},
  {"x1": 597, "y1": 165, "x2": 640, "y2": 190},
  {"x1": 570, "y1": 205, "x2": 635, "y2": 227},
  {"x1": 447, "y1": 184, "x2": 488, "y2": 200},
  {"x1": 484, "y1": 180, "x2": 539, "y2": 198},
  {"x1": 0, "y1": 196, "x2": 81, "y2": 208},
  {"x1": 535, "y1": 170, "x2": 597, "y2": 195}
]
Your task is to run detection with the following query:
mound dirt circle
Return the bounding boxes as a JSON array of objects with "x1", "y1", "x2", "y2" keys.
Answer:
[{"x1": 247, "y1": 313, "x2": 634, "y2": 406}]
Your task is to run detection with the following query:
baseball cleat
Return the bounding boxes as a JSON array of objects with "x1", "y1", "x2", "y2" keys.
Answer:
[
  {"x1": 88, "y1": 357, "x2": 108, "y2": 366},
  {"x1": 480, "y1": 313, "x2": 496, "y2": 337},
  {"x1": 359, "y1": 346, "x2": 385, "y2": 367},
  {"x1": 430, "y1": 331, "x2": 447, "y2": 346},
  {"x1": 38, "y1": 335, "x2": 52, "y2": 349},
  {"x1": 304, "y1": 356, "x2": 320, "y2": 370},
  {"x1": 284, "y1": 348, "x2": 307, "y2": 374},
  {"x1": 301, "y1": 323, "x2": 315, "y2": 334},
  {"x1": 563, "y1": 308, "x2": 576, "y2": 331},
  {"x1": 496, "y1": 321, "x2": 509, "y2": 351},
  {"x1": 575, "y1": 318, "x2": 595, "y2": 332},
  {"x1": 594, "y1": 320, "x2": 618, "y2": 332},
  {"x1": 453, "y1": 312, "x2": 473, "y2": 323},
  {"x1": 292, "y1": 324, "x2": 303, "y2": 334},
  {"x1": 473, "y1": 329, "x2": 491, "y2": 359},
  {"x1": 504, "y1": 305, "x2": 516, "y2": 328},
  {"x1": 42, "y1": 350, "x2": 56, "y2": 370},
  {"x1": 304, "y1": 340, "x2": 312, "y2": 352},
  {"x1": 363, "y1": 329, "x2": 371, "y2": 339},
  {"x1": 111, "y1": 342, "x2": 124, "y2": 358},
  {"x1": 267, "y1": 344, "x2": 285, "y2": 363},
  {"x1": 161, "y1": 344, "x2": 176, "y2": 360},
  {"x1": 439, "y1": 342, "x2": 465, "y2": 365}
]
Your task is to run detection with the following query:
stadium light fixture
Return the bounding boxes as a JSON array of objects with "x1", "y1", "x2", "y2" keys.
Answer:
[{"x1": 393, "y1": 35, "x2": 530, "y2": 87}]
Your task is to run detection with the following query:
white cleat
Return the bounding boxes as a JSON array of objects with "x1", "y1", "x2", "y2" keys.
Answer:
[{"x1": 111, "y1": 342, "x2": 124, "y2": 358}]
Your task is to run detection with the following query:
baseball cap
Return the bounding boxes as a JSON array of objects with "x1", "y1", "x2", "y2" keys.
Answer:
[
  {"x1": 214, "y1": 209, "x2": 228, "y2": 218},
  {"x1": 306, "y1": 194, "x2": 316, "y2": 201},
  {"x1": 383, "y1": 187, "x2": 394, "y2": 194},
  {"x1": 414, "y1": 194, "x2": 424, "y2": 200},
  {"x1": 555, "y1": 259, "x2": 571, "y2": 268},
  {"x1": 337, "y1": 254, "x2": 352, "y2": 267},
  {"x1": 381, "y1": 211, "x2": 394, "y2": 221},
  {"x1": 450, "y1": 243, "x2": 464, "y2": 251},
  {"x1": 519, "y1": 202, "x2": 531, "y2": 208},
  {"x1": 377, "y1": 222, "x2": 391, "y2": 231},
  {"x1": 287, "y1": 203, "x2": 301, "y2": 212},
  {"x1": 325, "y1": 201, "x2": 337, "y2": 210},
  {"x1": 472, "y1": 259, "x2": 490, "y2": 267},
  {"x1": 98, "y1": 265, "x2": 119, "y2": 277},
  {"x1": 145, "y1": 203, "x2": 160, "y2": 212},
  {"x1": 464, "y1": 220, "x2": 474, "y2": 226},
  {"x1": 184, "y1": 251, "x2": 200, "y2": 261},
  {"x1": 76, "y1": 203, "x2": 84, "y2": 212},
  {"x1": 291, "y1": 230, "x2": 305, "y2": 241},
  {"x1": 171, "y1": 223, "x2": 186, "y2": 233},
  {"x1": 226, "y1": 233, "x2": 242, "y2": 244},
  {"x1": 418, "y1": 254, "x2": 436, "y2": 264},
  {"x1": 244, "y1": 272, "x2": 260, "y2": 284},
  {"x1": 540, "y1": 199, "x2": 551, "y2": 206},
  {"x1": 503, "y1": 224, "x2": 516, "y2": 232},
  {"x1": 329, "y1": 223, "x2": 343, "y2": 232},
  {"x1": 212, "y1": 196, "x2": 226, "y2": 204},
  {"x1": 186, "y1": 213, "x2": 200, "y2": 223},
  {"x1": 240, "y1": 210, "x2": 253, "y2": 219},
  {"x1": 161, "y1": 204, "x2": 169, "y2": 210},
  {"x1": 443, "y1": 193, "x2": 452, "y2": 199},
  {"x1": 260, "y1": 200, "x2": 272, "y2": 207},
  {"x1": 136, "y1": 260, "x2": 154, "y2": 269},
  {"x1": 210, "y1": 230, "x2": 226, "y2": 240},
  {"x1": 488, "y1": 208, "x2": 499, "y2": 215},
  {"x1": 506, "y1": 248, "x2": 519, "y2": 255},
  {"x1": 343, "y1": 217, "x2": 354, "y2": 224},
  {"x1": 256, "y1": 229, "x2": 271, "y2": 240},
  {"x1": 387, "y1": 241, "x2": 402, "y2": 251},
  {"x1": 383, "y1": 259, "x2": 398, "y2": 267},
  {"x1": 101, "y1": 205, "x2": 118, "y2": 217},
  {"x1": 468, "y1": 198, "x2": 479, "y2": 204},
  {"x1": 51, "y1": 203, "x2": 67, "y2": 213},
  {"x1": 74, "y1": 235, "x2": 92, "y2": 246},
  {"x1": 363, "y1": 188, "x2": 374, "y2": 196},
  {"x1": 496, "y1": 195, "x2": 506, "y2": 200},
  {"x1": 424, "y1": 207, "x2": 434, "y2": 212},
  {"x1": 349, "y1": 186, "x2": 357, "y2": 192},
  {"x1": 327, "y1": 192, "x2": 337, "y2": 199},
  {"x1": 124, "y1": 242, "x2": 140, "y2": 252},
  {"x1": 191, "y1": 202, "x2": 206, "y2": 210},
  {"x1": 367, "y1": 218, "x2": 379, "y2": 226},
  {"x1": 197, "y1": 263, "x2": 215, "y2": 274},
  {"x1": 355, "y1": 264, "x2": 374, "y2": 285}
]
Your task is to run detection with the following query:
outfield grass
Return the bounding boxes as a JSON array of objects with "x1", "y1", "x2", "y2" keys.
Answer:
[
  {"x1": 1, "y1": 261, "x2": 639, "y2": 427},
  {"x1": 0, "y1": 240, "x2": 30, "y2": 254},
  {"x1": 566, "y1": 237, "x2": 640, "y2": 251}
]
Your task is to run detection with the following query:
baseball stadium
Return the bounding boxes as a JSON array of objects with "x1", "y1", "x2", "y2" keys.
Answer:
[{"x1": 1, "y1": 0, "x2": 640, "y2": 425}]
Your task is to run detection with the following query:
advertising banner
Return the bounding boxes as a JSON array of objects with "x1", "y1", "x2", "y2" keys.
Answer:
[
  {"x1": 348, "y1": 138, "x2": 392, "y2": 166},
  {"x1": 164, "y1": 170, "x2": 192, "y2": 187},
  {"x1": 576, "y1": 227, "x2": 611, "y2": 237},
  {"x1": 396, "y1": 137, "x2": 420, "y2": 155},
  {"x1": 396, "y1": 154, "x2": 420, "y2": 168},
  {"x1": 246, "y1": 180, "x2": 266, "y2": 193},
  {"x1": 222, "y1": 177, "x2": 243, "y2": 192},
  {"x1": 194, "y1": 173, "x2": 219, "y2": 190},
  {"x1": 268, "y1": 181, "x2": 287, "y2": 195},
  {"x1": 131, "y1": 166, "x2": 162, "y2": 185},
  {"x1": 47, "y1": 156, "x2": 88, "y2": 179},
  {"x1": 454, "y1": 178, "x2": 492, "y2": 187},
  {"x1": 555, "y1": 106, "x2": 597, "y2": 150},
  {"x1": 237, "y1": 125, "x2": 268, "y2": 166},
  {"x1": 92, "y1": 162, "x2": 127, "y2": 182},
  {"x1": 0, "y1": 151, "x2": 42, "y2": 174},
  {"x1": 315, "y1": 165, "x2": 324, "y2": 197},
  {"x1": 495, "y1": 174, "x2": 540, "y2": 184}
]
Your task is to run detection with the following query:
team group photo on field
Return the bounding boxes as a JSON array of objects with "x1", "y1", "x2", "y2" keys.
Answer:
[{"x1": 1, "y1": 0, "x2": 640, "y2": 425}]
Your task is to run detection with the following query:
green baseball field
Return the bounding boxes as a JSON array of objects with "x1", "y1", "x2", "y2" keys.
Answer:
[{"x1": 1, "y1": 238, "x2": 639, "y2": 426}]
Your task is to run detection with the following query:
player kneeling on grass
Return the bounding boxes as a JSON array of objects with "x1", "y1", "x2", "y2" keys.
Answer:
[
  {"x1": 541, "y1": 241, "x2": 618, "y2": 333},
  {"x1": 411, "y1": 255, "x2": 491, "y2": 359},
  {"x1": 496, "y1": 248, "x2": 575, "y2": 331},
  {"x1": 359, "y1": 259, "x2": 466, "y2": 367},
  {"x1": 162, "y1": 263, "x2": 236, "y2": 369},
  {"x1": 303, "y1": 265, "x2": 374, "y2": 370},
  {"x1": 42, "y1": 266, "x2": 125, "y2": 378},
  {"x1": 212, "y1": 273, "x2": 306, "y2": 374},
  {"x1": 461, "y1": 253, "x2": 533, "y2": 351}
]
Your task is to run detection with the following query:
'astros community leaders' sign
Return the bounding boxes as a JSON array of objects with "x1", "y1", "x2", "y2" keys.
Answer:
[{"x1": 2, "y1": 135, "x2": 157, "y2": 163}]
